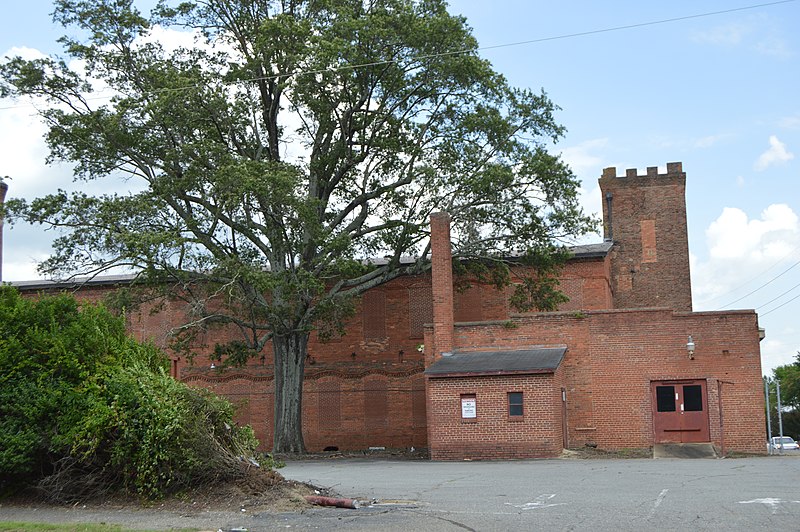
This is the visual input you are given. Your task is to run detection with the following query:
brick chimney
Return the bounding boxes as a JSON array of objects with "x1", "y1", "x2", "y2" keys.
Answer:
[
  {"x1": 0, "y1": 180, "x2": 7, "y2": 282},
  {"x1": 430, "y1": 212, "x2": 454, "y2": 359}
]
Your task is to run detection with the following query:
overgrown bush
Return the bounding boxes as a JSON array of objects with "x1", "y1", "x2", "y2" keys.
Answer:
[{"x1": 0, "y1": 286, "x2": 259, "y2": 500}]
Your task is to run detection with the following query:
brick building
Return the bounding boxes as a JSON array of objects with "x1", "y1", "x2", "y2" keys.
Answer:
[{"x1": 10, "y1": 162, "x2": 767, "y2": 457}]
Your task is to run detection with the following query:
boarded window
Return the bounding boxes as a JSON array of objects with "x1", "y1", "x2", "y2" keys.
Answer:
[
  {"x1": 317, "y1": 380, "x2": 341, "y2": 431},
  {"x1": 365, "y1": 380, "x2": 388, "y2": 430},
  {"x1": 455, "y1": 286, "x2": 483, "y2": 322},
  {"x1": 362, "y1": 290, "x2": 386, "y2": 340},
  {"x1": 412, "y1": 379, "x2": 427, "y2": 427},
  {"x1": 508, "y1": 392, "x2": 524, "y2": 417},
  {"x1": 641, "y1": 219, "x2": 657, "y2": 263},
  {"x1": 409, "y1": 285, "x2": 433, "y2": 338}
]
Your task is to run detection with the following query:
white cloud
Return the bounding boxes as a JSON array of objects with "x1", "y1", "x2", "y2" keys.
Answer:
[
  {"x1": 754, "y1": 135, "x2": 794, "y2": 171},
  {"x1": 690, "y1": 16, "x2": 792, "y2": 58},
  {"x1": 559, "y1": 138, "x2": 608, "y2": 178},
  {"x1": 691, "y1": 23, "x2": 750, "y2": 46},
  {"x1": 558, "y1": 139, "x2": 609, "y2": 242},
  {"x1": 756, "y1": 36, "x2": 793, "y2": 59},
  {"x1": 693, "y1": 204, "x2": 799, "y2": 302},
  {"x1": 779, "y1": 114, "x2": 800, "y2": 130},
  {"x1": 760, "y1": 336, "x2": 800, "y2": 377},
  {"x1": 706, "y1": 204, "x2": 798, "y2": 260},
  {"x1": 694, "y1": 133, "x2": 731, "y2": 149},
  {"x1": 692, "y1": 204, "x2": 800, "y2": 375},
  {"x1": 2, "y1": 46, "x2": 46, "y2": 61}
]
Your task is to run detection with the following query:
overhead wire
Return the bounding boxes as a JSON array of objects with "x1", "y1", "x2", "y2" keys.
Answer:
[
  {"x1": 697, "y1": 243, "x2": 800, "y2": 307},
  {"x1": 717, "y1": 258, "x2": 800, "y2": 310},
  {"x1": 761, "y1": 292, "x2": 800, "y2": 317},
  {"x1": 755, "y1": 281, "x2": 800, "y2": 310},
  {"x1": 0, "y1": 0, "x2": 797, "y2": 112}
]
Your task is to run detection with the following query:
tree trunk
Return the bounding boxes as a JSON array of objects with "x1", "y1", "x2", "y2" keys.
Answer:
[{"x1": 272, "y1": 331, "x2": 308, "y2": 453}]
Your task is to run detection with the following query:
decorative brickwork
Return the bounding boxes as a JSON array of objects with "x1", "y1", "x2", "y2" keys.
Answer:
[{"x1": 408, "y1": 283, "x2": 433, "y2": 338}]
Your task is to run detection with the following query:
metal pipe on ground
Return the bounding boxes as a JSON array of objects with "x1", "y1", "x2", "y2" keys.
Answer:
[{"x1": 304, "y1": 495, "x2": 360, "y2": 509}]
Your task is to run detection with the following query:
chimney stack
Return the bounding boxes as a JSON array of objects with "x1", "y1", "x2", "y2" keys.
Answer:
[
  {"x1": 430, "y1": 212, "x2": 455, "y2": 359},
  {"x1": 0, "y1": 179, "x2": 7, "y2": 282}
]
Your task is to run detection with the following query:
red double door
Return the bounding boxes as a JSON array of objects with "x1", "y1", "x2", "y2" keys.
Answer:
[{"x1": 651, "y1": 380, "x2": 710, "y2": 443}]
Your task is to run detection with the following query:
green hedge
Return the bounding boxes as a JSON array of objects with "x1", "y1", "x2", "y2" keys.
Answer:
[{"x1": 0, "y1": 286, "x2": 258, "y2": 500}]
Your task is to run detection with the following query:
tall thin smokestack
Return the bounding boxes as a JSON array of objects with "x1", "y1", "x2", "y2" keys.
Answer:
[
  {"x1": 430, "y1": 212, "x2": 454, "y2": 359},
  {"x1": 0, "y1": 179, "x2": 7, "y2": 282}
]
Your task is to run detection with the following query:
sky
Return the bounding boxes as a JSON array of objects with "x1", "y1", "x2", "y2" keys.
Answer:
[{"x1": 1, "y1": 1, "x2": 798, "y2": 375}]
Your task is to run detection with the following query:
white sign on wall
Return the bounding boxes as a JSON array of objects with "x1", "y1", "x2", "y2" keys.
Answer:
[{"x1": 461, "y1": 396, "x2": 477, "y2": 418}]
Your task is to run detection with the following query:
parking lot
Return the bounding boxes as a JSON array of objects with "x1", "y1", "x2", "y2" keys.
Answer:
[
  {"x1": 276, "y1": 454, "x2": 800, "y2": 531},
  {"x1": 2, "y1": 454, "x2": 799, "y2": 530}
]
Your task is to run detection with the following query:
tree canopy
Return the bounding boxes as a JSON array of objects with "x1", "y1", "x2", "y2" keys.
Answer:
[
  {"x1": 773, "y1": 354, "x2": 800, "y2": 410},
  {"x1": 1, "y1": 0, "x2": 595, "y2": 452}
]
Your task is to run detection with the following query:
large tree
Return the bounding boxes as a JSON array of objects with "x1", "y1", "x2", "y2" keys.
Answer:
[{"x1": 1, "y1": 0, "x2": 594, "y2": 452}]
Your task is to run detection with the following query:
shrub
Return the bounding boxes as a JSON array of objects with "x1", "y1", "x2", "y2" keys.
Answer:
[{"x1": 0, "y1": 287, "x2": 259, "y2": 500}]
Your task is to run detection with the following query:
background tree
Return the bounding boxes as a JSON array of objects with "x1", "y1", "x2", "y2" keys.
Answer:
[
  {"x1": 1, "y1": 0, "x2": 594, "y2": 452},
  {"x1": 768, "y1": 353, "x2": 800, "y2": 440},
  {"x1": 773, "y1": 353, "x2": 800, "y2": 410}
]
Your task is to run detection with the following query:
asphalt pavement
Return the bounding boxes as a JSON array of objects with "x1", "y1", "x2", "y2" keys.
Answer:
[
  {"x1": 274, "y1": 453, "x2": 800, "y2": 531},
  {"x1": 2, "y1": 453, "x2": 800, "y2": 531}
]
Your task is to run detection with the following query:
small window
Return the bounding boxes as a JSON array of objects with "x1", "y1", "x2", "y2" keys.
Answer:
[{"x1": 508, "y1": 392, "x2": 524, "y2": 417}]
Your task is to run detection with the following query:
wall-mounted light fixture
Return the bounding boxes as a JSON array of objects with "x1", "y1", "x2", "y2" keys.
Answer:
[{"x1": 687, "y1": 336, "x2": 696, "y2": 359}]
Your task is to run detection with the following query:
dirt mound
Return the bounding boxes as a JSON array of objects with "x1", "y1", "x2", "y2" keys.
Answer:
[{"x1": 2, "y1": 468, "x2": 321, "y2": 515}]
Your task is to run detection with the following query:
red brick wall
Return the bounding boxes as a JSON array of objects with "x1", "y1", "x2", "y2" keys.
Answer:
[
  {"x1": 427, "y1": 373, "x2": 564, "y2": 460},
  {"x1": 599, "y1": 162, "x2": 693, "y2": 312},
  {"x1": 439, "y1": 308, "x2": 765, "y2": 454},
  {"x1": 13, "y1": 248, "x2": 620, "y2": 454}
]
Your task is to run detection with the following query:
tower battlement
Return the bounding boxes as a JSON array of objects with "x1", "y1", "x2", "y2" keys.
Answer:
[
  {"x1": 601, "y1": 162, "x2": 684, "y2": 181},
  {"x1": 598, "y1": 162, "x2": 692, "y2": 312}
]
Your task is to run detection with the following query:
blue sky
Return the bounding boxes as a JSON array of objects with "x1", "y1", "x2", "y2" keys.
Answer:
[{"x1": 1, "y1": 1, "x2": 798, "y2": 375}]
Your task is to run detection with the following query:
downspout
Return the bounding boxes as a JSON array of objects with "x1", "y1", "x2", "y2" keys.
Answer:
[{"x1": 604, "y1": 192, "x2": 613, "y2": 242}]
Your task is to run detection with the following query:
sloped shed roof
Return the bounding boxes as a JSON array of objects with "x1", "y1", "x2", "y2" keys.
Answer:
[{"x1": 424, "y1": 347, "x2": 566, "y2": 378}]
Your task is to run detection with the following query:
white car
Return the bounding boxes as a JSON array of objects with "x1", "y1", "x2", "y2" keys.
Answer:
[{"x1": 769, "y1": 436, "x2": 799, "y2": 451}]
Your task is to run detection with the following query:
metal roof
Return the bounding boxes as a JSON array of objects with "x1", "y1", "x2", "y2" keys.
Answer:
[
  {"x1": 9, "y1": 241, "x2": 612, "y2": 290},
  {"x1": 10, "y1": 273, "x2": 138, "y2": 290},
  {"x1": 424, "y1": 346, "x2": 567, "y2": 378}
]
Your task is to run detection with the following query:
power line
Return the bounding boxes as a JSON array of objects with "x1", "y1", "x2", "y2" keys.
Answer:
[
  {"x1": 0, "y1": 0, "x2": 796, "y2": 112},
  {"x1": 717, "y1": 259, "x2": 800, "y2": 310},
  {"x1": 761, "y1": 292, "x2": 800, "y2": 317},
  {"x1": 697, "y1": 244, "x2": 800, "y2": 307},
  {"x1": 756, "y1": 281, "x2": 800, "y2": 310}
]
